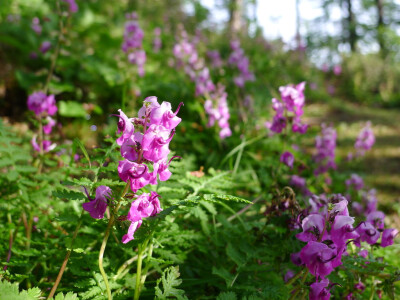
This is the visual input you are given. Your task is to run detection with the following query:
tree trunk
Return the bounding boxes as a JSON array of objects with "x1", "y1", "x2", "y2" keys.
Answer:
[
  {"x1": 228, "y1": 0, "x2": 244, "y2": 39},
  {"x1": 375, "y1": 0, "x2": 386, "y2": 56},
  {"x1": 345, "y1": 0, "x2": 357, "y2": 52}
]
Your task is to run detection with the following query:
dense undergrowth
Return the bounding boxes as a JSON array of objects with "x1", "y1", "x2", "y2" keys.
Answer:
[{"x1": 1, "y1": 1, "x2": 400, "y2": 299}]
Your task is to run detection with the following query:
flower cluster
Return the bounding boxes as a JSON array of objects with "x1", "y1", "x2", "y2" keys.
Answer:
[
  {"x1": 82, "y1": 97, "x2": 182, "y2": 243},
  {"x1": 122, "y1": 12, "x2": 146, "y2": 77},
  {"x1": 266, "y1": 82, "x2": 308, "y2": 135},
  {"x1": 204, "y1": 84, "x2": 232, "y2": 139},
  {"x1": 291, "y1": 193, "x2": 397, "y2": 299},
  {"x1": 207, "y1": 50, "x2": 223, "y2": 68},
  {"x1": 228, "y1": 40, "x2": 254, "y2": 88},
  {"x1": 31, "y1": 17, "x2": 41, "y2": 35},
  {"x1": 313, "y1": 124, "x2": 337, "y2": 175},
  {"x1": 153, "y1": 27, "x2": 162, "y2": 53},
  {"x1": 345, "y1": 174, "x2": 364, "y2": 191},
  {"x1": 61, "y1": 0, "x2": 78, "y2": 13},
  {"x1": 290, "y1": 175, "x2": 312, "y2": 196},
  {"x1": 117, "y1": 96, "x2": 182, "y2": 243},
  {"x1": 173, "y1": 28, "x2": 231, "y2": 139},
  {"x1": 27, "y1": 91, "x2": 58, "y2": 152},
  {"x1": 354, "y1": 121, "x2": 375, "y2": 157}
]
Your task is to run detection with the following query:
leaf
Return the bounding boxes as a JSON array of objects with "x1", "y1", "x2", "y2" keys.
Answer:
[
  {"x1": 0, "y1": 280, "x2": 41, "y2": 299},
  {"x1": 226, "y1": 243, "x2": 246, "y2": 267},
  {"x1": 212, "y1": 267, "x2": 234, "y2": 288},
  {"x1": 203, "y1": 194, "x2": 252, "y2": 204},
  {"x1": 217, "y1": 292, "x2": 237, "y2": 300},
  {"x1": 73, "y1": 138, "x2": 91, "y2": 168},
  {"x1": 54, "y1": 292, "x2": 79, "y2": 300},
  {"x1": 59, "y1": 101, "x2": 87, "y2": 118},
  {"x1": 154, "y1": 266, "x2": 188, "y2": 299},
  {"x1": 53, "y1": 189, "x2": 86, "y2": 201}
]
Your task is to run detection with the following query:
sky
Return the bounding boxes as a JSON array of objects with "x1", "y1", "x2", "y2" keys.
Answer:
[{"x1": 200, "y1": 0, "x2": 341, "y2": 45}]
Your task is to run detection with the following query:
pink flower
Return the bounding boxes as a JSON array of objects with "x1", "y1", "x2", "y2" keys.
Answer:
[
  {"x1": 280, "y1": 151, "x2": 294, "y2": 168},
  {"x1": 82, "y1": 186, "x2": 112, "y2": 219},
  {"x1": 27, "y1": 92, "x2": 57, "y2": 117},
  {"x1": 31, "y1": 136, "x2": 56, "y2": 152},
  {"x1": 122, "y1": 192, "x2": 162, "y2": 243},
  {"x1": 300, "y1": 241, "x2": 336, "y2": 278},
  {"x1": 118, "y1": 160, "x2": 151, "y2": 192},
  {"x1": 122, "y1": 220, "x2": 142, "y2": 244},
  {"x1": 142, "y1": 124, "x2": 172, "y2": 163},
  {"x1": 40, "y1": 41, "x2": 52, "y2": 54},
  {"x1": 381, "y1": 228, "x2": 398, "y2": 247},
  {"x1": 62, "y1": 0, "x2": 78, "y2": 13},
  {"x1": 43, "y1": 116, "x2": 56, "y2": 135},
  {"x1": 309, "y1": 279, "x2": 330, "y2": 300},
  {"x1": 296, "y1": 214, "x2": 326, "y2": 242},
  {"x1": 115, "y1": 109, "x2": 134, "y2": 146}
]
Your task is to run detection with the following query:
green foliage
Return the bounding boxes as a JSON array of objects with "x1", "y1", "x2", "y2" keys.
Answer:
[
  {"x1": 0, "y1": 280, "x2": 41, "y2": 300},
  {"x1": 154, "y1": 266, "x2": 188, "y2": 299}
]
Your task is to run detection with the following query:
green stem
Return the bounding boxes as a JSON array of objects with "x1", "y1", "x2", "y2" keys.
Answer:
[
  {"x1": 140, "y1": 240, "x2": 154, "y2": 286},
  {"x1": 98, "y1": 182, "x2": 130, "y2": 300},
  {"x1": 134, "y1": 238, "x2": 150, "y2": 300},
  {"x1": 99, "y1": 208, "x2": 118, "y2": 300},
  {"x1": 369, "y1": 276, "x2": 375, "y2": 300}
]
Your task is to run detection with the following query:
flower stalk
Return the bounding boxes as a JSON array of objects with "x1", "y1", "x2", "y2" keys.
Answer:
[{"x1": 98, "y1": 181, "x2": 130, "y2": 300}]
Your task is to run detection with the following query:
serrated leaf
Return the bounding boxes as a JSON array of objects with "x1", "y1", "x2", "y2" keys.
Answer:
[
  {"x1": 154, "y1": 266, "x2": 187, "y2": 299},
  {"x1": 217, "y1": 291, "x2": 237, "y2": 300}
]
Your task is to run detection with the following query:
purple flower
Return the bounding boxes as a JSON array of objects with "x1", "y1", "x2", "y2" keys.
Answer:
[
  {"x1": 358, "y1": 249, "x2": 368, "y2": 258},
  {"x1": 82, "y1": 186, "x2": 112, "y2": 219},
  {"x1": 120, "y1": 132, "x2": 143, "y2": 161},
  {"x1": 118, "y1": 160, "x2": 151, "y2": 192},
  {"x1": 122, "y1": 192, "x2": 161, "y2": 243},
  {"x1": 122, "y1": 12, "x2": 146, "y2": 76},
  {"x1": 280, "y1": 151, "x2": 294, "y2": 168},
  {"x1": 300, "y1": 241, "x2": 336, "y2": 278},
  {"x1": 207, "y1": 50, "x2": 222, "y2": 68},
  {"x1": 330, "y1": 215, "x2": 359, "y2": 248},
  {"x1": 27, "y1": 92, "x2": 57, "y2": 117},
  {"x1": 31, "y1": 17, "x2": 41, "y2": 34},
  {"x1": 354, "y1": 281, "x2": 365, "y2": 292},
  {"x1": 149, "y1": 101, "x2": 183, "y2": 131},
  {"x1": 40, "y1": 41, "x2": 52, "y2": 54},
  {"x1": 290, "y1": 252, "x2": 303, "y2": 266},
  {"x1": 355, "y1": 222, "x2": 380, "y2": 246},
  {"x1": 314, "y1": 124, "x2": 336, "y2": 175},
  {"x1": 61, "y1": 0, "x2": 78, "y2": 13},
  {"x1": 228, "y1": 40, "x2": 254, "y2": 87},
  {"x1": 204, "y1": 84, "x2": 231, "y2": 139},
  {"x1": 381, "y1": 228, "x2": 398, "y2": 247},
  {"x1": 296, "y1": 214, "x2": 326, "y2": 242},
  {"x1": 355, "y1": 121, "x2": 375, "y2": 157},
  {"x1": 43, "y1": 116, "x2": 56, "y2": 135},
  {"x1": 333, "y1": 65, "x2": 342, "y2": 76},
  {"x1": 366, "y1": 211, "x2": 385, "y2": 230},
  {"x1": 290, "y1": 175, "x2": 312, "y2": 196},
  {"x1": 279, "y1": 82, "x2": 305, "y2": 115},
  {"x1": 31, "y1": 136, "x2": 56, "y2": 152},
  {"x1": 153, "y1": 27, "x2": 162, "y2": 53},
  {"x1": 345, "y1": 174, "x2": 364, "y2": 191},
  {"x1": 309, "y1": 279, "x2": 330, "y2": 300},
  {"x1": 284, "y1": 270, "x2": 295, "y2": 282},
  {"x1": 115, "y1": 109, "x2": 135, "y2": 146},
  {"x1": 122, "y1": 220, "x2": 142, "y2": 244},
  {"x1": 142, "y1": 125, "x2": 173, "y2": 163}
]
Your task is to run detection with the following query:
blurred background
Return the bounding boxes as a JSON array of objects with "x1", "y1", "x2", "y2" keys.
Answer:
[{"x1": 1, "y1": 0, "x2": 400, "y2": 202}]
